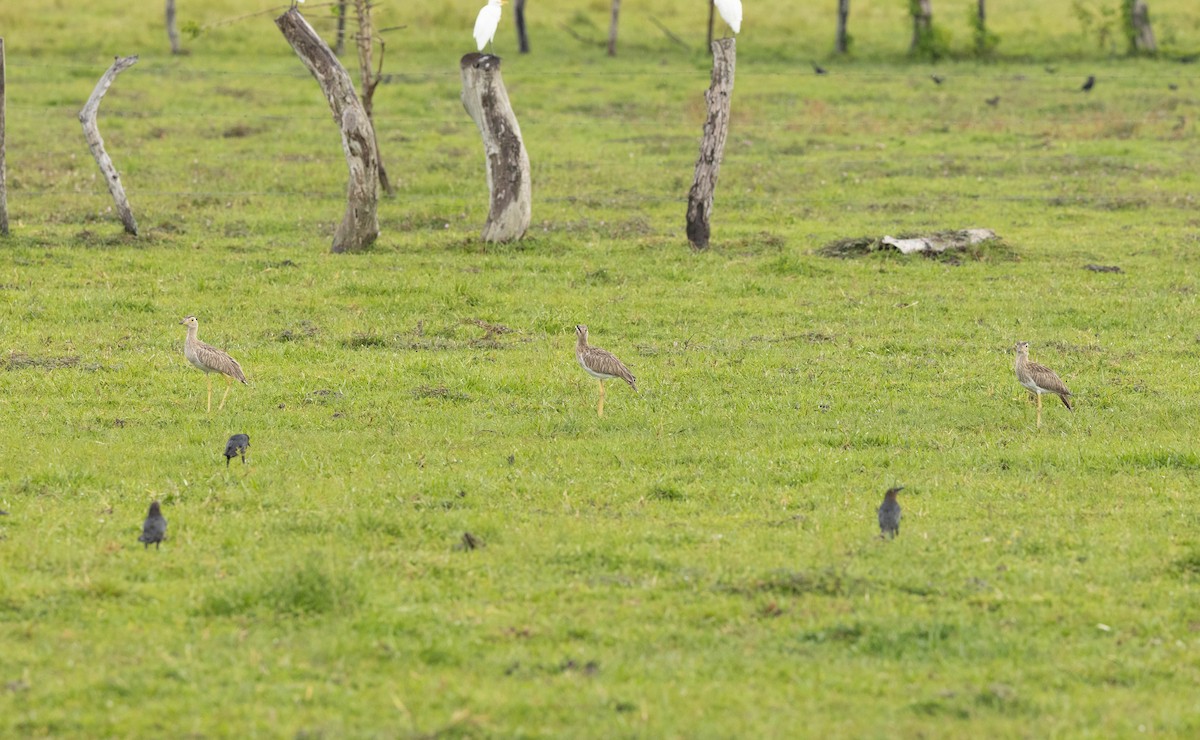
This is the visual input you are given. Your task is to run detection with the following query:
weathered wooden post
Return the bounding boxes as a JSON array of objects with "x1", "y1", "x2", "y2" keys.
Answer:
[
  {"x1": 836, "y1": 0, "x2": 851, "y2": 54},
  {"x1": 1127, "y1": 0, "x2": 1157, "y2": 55},
  {"x1": 460, "y1": 53, "x2": 531, "y2": 243},
  {"x1": 685, "y1": 38, "x2": 735, "y2": 251},
  {"x1": 79, "y1": 55, "x2": 139, "y2": 236},
  {"x1": 276, "y1": 7, "x2": 379, "y2": 253},
  {"x1": 0, "y1": 38, "x2": 7, "y2": 237},
  {"x1": 165, "y1": 0, "x2": 183, "y2": 55},
  {"x1": 515, "y1": 0, "x2": 530, "y2": 53},
  {"x1": 607, "y1": 0, "x2": 620, "y2": 57},
  {"x1": 910, "y1": 0, "x2": 934, "y2": 53}
]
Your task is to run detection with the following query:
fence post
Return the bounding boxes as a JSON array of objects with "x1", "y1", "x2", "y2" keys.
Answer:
[
  {"x1": 460, "y1": 53, "x2": 531, "y2": 243},
  {"x1": 79, "y1": 55, "x2": 139, "y2": 236},
  {"x1": 685, "y1": 38, "x2": 736, "y2": 250}
]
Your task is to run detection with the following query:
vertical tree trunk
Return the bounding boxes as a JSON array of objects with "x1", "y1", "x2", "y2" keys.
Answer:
[
  {"x1": 276, "y1": 8, "x2": 379, "y2": 253},
  {"x1": 607, "y1": 0, "x2": 620, "y2": 57},
  {"x1": 351, "y1": 0, "x2": 394, "y2": 196},
  {"x1": 686, "y1": 38, "x2": 735, "y2": 251},
  {"x1": 835, "y1": 0, "x2": 851, "y2": 54},
  {"x1": 79, "y1": 56, "x2": 139, "y2": 236},
  {"x1": 0, "y1": 38, "x2": 7, "y2": 237},
  {"x1": 977, "y1": 0, "x2": 985, "y2": 28},
  {"x1": 910, "y1": 0, "x2": 933, "y2": 52},
  {"x1": 515, "y1": 0, "x2": 530, "y2": 53},
  {"x1": 165, "y1": 0, "x2": 183, "y2": 54},
  {"x1": 1129, "y1": 0, "x2": 1157, "y2": 54},
  {"x1": 460, "y1": 53, "x2": 532, "y2": 243},
  {"x1": 334, "y1": 1, "x2": 348, "y2": 56}
]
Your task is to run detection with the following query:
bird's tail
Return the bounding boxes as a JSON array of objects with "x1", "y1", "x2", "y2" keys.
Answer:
[{"x1": 1060, "y1": 394, "x2": 1073, "y2": 411}]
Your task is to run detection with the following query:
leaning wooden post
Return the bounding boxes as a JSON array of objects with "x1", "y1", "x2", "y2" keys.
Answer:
[
  {"x1": 685, "y1": 38, "x2": 735, "y2": 251},
  {"x1": 165, "y1": 0, "x2": 183, "y2": 55},
  {"x1": 0, "y1": 38, "x2": 8, "y2": 237},
  {"x1": 79, "y1": 55, "x2": 139, "y2": 236},
  {"x1": 276, "y1": 7, "x2": 379, "y2": 253},
  {"x1": 460, "y1": 53, "x2": 531, "y2": 243}
]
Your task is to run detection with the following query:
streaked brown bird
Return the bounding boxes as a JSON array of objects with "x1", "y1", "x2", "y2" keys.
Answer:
[
  {"x1": 181, "y1": 315, "x2": 247, "y2": 413},
  {"x1": 878, "y1": 486, "x2": 903, "y2": 539},
  {"x1": 139, "y1": 500, "x2": 167, "y2": 550},
  {"x1": 1014, "y1": 341, "x2": 1073, "y2": 428},
  {"x1": 574, "y1": 324, "x2": 637, "y2": 417}
]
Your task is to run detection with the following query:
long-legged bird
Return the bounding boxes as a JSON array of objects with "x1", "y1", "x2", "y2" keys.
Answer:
[
  {"x1": 1014, "y1": 341, "x2": 1072, "y2": 428},
  {"x1": 181, "y1": 316, "x2": 247, "y2": 413},
  {"x1": 878, "y1": 486, "x2": 903, "y2": 539},
  {"x1": 575, "y1": 324, "x2": 637, "y2": 417},
  {"x1": 139, "y1": 501, "x2": 167, "y2": 550}
]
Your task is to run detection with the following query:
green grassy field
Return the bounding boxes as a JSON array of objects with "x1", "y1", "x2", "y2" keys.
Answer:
[{"x1": 3, "y1": 0, "x2": 1200, "y2": 736}]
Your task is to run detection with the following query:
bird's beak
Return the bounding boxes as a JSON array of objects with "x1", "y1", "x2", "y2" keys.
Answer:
[{"x1": 179, "y1": 319, "x2": 186, "y2": 325}]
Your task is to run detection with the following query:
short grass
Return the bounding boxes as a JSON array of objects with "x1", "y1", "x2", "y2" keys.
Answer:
[{"x1": 3, "y1": 0, "x2": 1200, "y2": 736}]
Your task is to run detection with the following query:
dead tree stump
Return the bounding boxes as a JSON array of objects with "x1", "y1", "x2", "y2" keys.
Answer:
[
  {"x1": 1129, "y1": 0, "x2": 1157, "y2": 54},
  {"x1": 607, "y1": 0, "x2": 621, "y2": 57},
  {"x1": 0, "y1": 38, "x2": 8, "y2": 236},
  {"x1": 276, "y1": 7, "x2": 379, "y2": 253},
  {"x1": 79, "y1": 55, "x2": 139, "y2": 236},
  {"x1": 165, "y1": 0, "x2": 183, "y2": 55},
  {"x1": 836, "y1": 0, "x2": 851, "y2": 54},
  {"x1": 685, "y1": 38, "x2": 735, "y2": 251},
  {"x1": 460, "y1": 53, "x2": 531, "y2": 243},
  {"x1": 515, "y1": 0, "x2": 530, "y2": 53}
]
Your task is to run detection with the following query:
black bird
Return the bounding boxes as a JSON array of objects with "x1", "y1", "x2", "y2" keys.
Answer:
[
  {"x1": 139, "y1": 501, "x2": 167, "y2": 550},
  {"x1": 811, "y1": 61, "x2": 827, "y2": 75},
  {"x1": 1168, "y1": 83, "x2": 1178, "y2": 91},
  {"x1": 985, "y1": 96, "x2": 1000, "y2": 106},
  {"x1": 1081, "y1": 75, "x2": 1096, "y2": 92},
  {"x1": 877, "y1": 486, "x2": 904, "y2": 539},
  {"x1": 930, "y1": 74, "x2": 945, "y2": 85},
  {"x1": 224, "y1": 433, "x2": 250, "y2": 466}
]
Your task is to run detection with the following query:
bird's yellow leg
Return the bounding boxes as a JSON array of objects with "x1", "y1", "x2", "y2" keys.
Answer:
[
  {"x1": 1036, "y1": 393, "x2": 1042, "y2": 428},
  {"x1": 597, "y1": 380, "x2": 606, "y2": 417},
  {"x1": 206, "y1": 375, "x2": 213, "y2": 414},
  {"x1": 218, "y1": 375, "x2": 233, "y2": 410}
]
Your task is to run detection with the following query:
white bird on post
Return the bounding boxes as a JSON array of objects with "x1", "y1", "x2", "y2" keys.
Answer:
[
  {"x1": 714, "y1": 0, "x2": 742, "y2": 36},
  {"x1": 474, "y1": 0, "x2": 505, "y2": 54}
]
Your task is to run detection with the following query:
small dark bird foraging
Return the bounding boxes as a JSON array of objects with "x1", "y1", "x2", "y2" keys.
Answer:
[
  {"x1": 878, "y1": 486, "x2": 903, "y2": 539},
  {"x1": 1081, "y1": 75, "x2": 1096, "y2": 92},
  {"x1": 985, "y1": 96, "x2": 1000, "y2": 106},
  {"x1": 1168, "y1": 83, "x2": 1179, "y2": 91},
  {"x1": 224, "y1": 433, "x2": 250, "y2": 466},
  {"x1": 930, "y1": 74, "x2": 945, "y2": 85},
  {"x1": 139, "y1": 501, "x2": 167, "y2": 550},
  {"x1": 811, "y1": 61, "x2": 827, "y2": 75}
]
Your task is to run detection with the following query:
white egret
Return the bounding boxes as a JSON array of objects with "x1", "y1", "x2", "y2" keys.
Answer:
[
  {"x1": 714, "y1": 0, "x2": 742, "y2": 36},
  {"x1": 474, "y1": 0, "x2": 505, "y2": 54}
]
